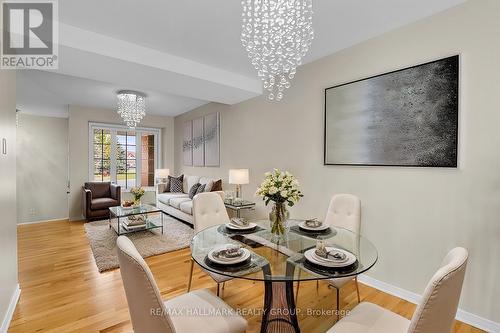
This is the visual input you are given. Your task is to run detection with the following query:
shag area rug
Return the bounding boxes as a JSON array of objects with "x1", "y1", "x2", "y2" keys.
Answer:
[{"x1": 84, "y1": 216, "x2": 193, "y2": 272}]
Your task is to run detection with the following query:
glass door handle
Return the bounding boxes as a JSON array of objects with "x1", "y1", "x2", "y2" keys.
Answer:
[{"x1": 1, "y1": 138, "x2": 6, "y2": 155}]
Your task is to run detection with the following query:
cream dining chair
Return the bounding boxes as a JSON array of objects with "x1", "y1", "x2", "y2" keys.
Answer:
[
  {"x1": 116, "y1": 236, "x2": 247, "y2": 333},
  {"x1": 296, "y1": 194, "x2": 362, "y2": 317},
  {"x1": 324, "y1": 194, "x2": 362, "y2": 315},
  {"x1": 187, "y1": 192, "x2": 233, "y2": 296},
  {"x1": 327, "y1": 247, "x2": 468, "y2": 333}
]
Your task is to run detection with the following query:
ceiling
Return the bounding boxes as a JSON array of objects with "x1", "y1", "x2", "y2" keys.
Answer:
[
  {"x1": 18, "y1": 0, "x2": 466, "y2": 118},
  {"x1": 17, "y1": 70, "x2": 206, "y2": 117}
]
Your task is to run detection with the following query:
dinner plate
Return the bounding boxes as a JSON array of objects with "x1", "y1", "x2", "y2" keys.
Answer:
[
  {"x1": 298, "y1": 221, "x2": 330, "y2": 231},
  {"x1": 208, "y1": 247, "x2": 251, "y2": 265},
  {"x1": 225, "y1": 222, "x2": 257, "y2": 231},
  {"x1": 304, "y1": 247, "x2": 356, "y2": 268}
]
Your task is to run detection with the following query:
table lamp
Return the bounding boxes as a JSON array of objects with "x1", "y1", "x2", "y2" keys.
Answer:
[
  {"x1": 154, "y1": 169, "x2": 170, "y2": 184},
  {"x1": 229, "y1": 169, "x2": 249, "y2": 198}
]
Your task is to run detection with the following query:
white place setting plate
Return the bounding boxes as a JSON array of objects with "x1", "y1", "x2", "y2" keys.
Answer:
[
  {"x1": 225, "y1": 222, "x2": 257, "y2": 231},
  {"x1": 304, "y1": 247, "x2": 357, "y2": 268},
  {"x1": 298, "y1": 221, "x2": 330, "y2": 231},
  {"x1": 208, "y1": 246, "x2": 251, "y2": 265}
]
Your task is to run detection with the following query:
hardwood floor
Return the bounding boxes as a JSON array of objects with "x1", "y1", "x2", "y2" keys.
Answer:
[{"x1": 10, "y1": 220, "x2": 483, "y2": 333}]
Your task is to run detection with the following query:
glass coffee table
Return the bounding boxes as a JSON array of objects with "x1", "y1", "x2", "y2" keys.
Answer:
[{"x1": 109, "y1": 204, "x2": 164, "y2": 236}]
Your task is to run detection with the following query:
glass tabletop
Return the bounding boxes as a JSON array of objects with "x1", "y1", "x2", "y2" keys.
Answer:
[
  {"x1": 190, "y1": 219, "x2": 378, "y2": 282},
  {"x1": 109, "y1": 204, "x2": 161, "y2": 217},
  {"x1": 224, "y1": 200, "x2": 255, "y2": 208}
]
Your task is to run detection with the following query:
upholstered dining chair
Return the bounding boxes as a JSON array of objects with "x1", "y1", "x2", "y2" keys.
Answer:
[
  {"x1": 188, "y1": 192, "x2": 233, "y2": 296},
  {"x1": 116, "y1": 236, "x2": 247, "y2": 333},
  {"x1": 325, "y1": 194, "x2": 362, "y2": 315},
  {"x1": 296, "y1": 194, "x2": 361, "y2": 318},
  {"x1": 327, "y1": 247, "x2": 468, "y2": 333}
]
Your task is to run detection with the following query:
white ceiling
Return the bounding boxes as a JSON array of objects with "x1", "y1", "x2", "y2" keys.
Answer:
[
  {"x1": 18, "y1": 0, "x2": 466, "y2": 118},
  {"x1": 17, "y1": 70, "x2": 207, "y2": 117}
]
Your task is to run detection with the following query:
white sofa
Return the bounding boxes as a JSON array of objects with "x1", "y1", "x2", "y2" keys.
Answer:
[{"x1": 156, "y1": 175, "x2": 222, "y2": 225}]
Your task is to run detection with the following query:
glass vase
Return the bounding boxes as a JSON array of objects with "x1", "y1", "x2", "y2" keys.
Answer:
[
  {"x1": 133, "y1": 196, "x2": 142, "y2": 207},
  {"x1": 269, "y1": 202, "x2": 290, "y2": 241}
]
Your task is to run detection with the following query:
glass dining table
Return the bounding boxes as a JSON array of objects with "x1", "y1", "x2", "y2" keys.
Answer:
[{"x1": 190, "y1": 219, "x2": 378, "y2": 333}]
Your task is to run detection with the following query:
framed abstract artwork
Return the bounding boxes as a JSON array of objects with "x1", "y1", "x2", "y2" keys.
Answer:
[
  {"x1": 192, "y1": 117, "x2": 205, "y2": 167},
  {"x1": 204, "y1": 113, "x2": 220, "y2": 166},
  {"x1": 183, "y1": 120, "x2": 193, "y2": 166},
  {"x1": 324, "y1": 55, "x2": 459, "y2": 167},
  {"x1": 184, "y1": 113, "x2": 220, "y2": 167}
]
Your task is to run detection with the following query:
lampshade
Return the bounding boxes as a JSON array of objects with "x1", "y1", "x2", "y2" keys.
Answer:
[
  {"x1": 155, "y1": 169, "x2": 170, "y2": 179},
  {"x1": 229, "y1": 169, "x2": 249, "y2": 185}
]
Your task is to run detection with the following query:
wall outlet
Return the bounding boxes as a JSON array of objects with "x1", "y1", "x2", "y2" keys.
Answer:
[{"x1": 29, "y1": 208, "x2": 35, "y2": 216}]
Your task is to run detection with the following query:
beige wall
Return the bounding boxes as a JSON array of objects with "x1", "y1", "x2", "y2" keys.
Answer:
[
  {"x1": 0, "y1": 70, "x2": 18, "y2": 326},
  {"x1": 175, "y1": 0, "x2": 500, "y2": 323},
  {"x1": 68, "y1": 105, "x2": 175, "y2": 220},
  {"x1": 17, "y1": 114, "x2": 69, "y2": 223}
]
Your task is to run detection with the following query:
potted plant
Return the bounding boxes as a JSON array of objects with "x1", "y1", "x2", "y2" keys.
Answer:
[
  {"x1": 130, "y1": 187, "x2": 145, "y2": 207},
  {"x1": 256, "y1": 169, "x2": 303, "y2": 240}
]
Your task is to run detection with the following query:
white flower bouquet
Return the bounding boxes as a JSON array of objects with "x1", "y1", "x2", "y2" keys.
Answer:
[
  {"x1": 130, "y1": 187, "x2": 145, "y2": 206},
  {"x1": 256, "y1": 169, "x2": 303, "y2": 206},
  {"x1": 256, "y1": 169, "x2": 303, "y2": 237}
]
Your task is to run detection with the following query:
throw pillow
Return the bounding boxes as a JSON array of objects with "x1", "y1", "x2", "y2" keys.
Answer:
[
  {"x1": 195, "y1": 184, "x2": 206, "y2": 195},
  {"x1": 211, "y1": 179, "x2": 222, "y2": 191},
  {"x1": 203, "y1": 180, "x2": 214, "y2": 192},
  {"x1": 189, "y1": 183, "x2": 201, "y2": 199},
  {"x1": 168, "y1": 175, "x2": 184, "y2": 193}
]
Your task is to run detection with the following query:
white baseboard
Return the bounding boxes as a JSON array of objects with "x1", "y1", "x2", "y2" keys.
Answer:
[
  {"x1": 18, "y1": 217, "x2": 69, "y2": 225},
  {"x1": 0, "y1": 284, "x2": 21, "y2": 333},
  {"x1": 456, "y1": 309, "x2": 500, "y2": 333},
  {"x1": 69, "y1": 214, "x2": 84, "y2": 222},
  {"x1": 358, "y1": 275, "x2": 500, "y2": 333}
]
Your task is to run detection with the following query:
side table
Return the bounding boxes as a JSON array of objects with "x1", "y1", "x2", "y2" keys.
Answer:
[{"x1": 224, "y1": 199, "x2": 255, "y2": 218}]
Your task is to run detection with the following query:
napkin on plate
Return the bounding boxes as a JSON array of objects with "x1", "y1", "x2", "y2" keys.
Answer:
[
  {"x1": 213, "y1": 247, "x2": 243, "y2": 261},
  {"x1": 314, "y1": 249, "x2": 348, "y2": 263},
  {"x1": 305, "y1": 218, "x2": 323, "y2": 228},
  {"x1": 230, "y1": 218, "x2": 249, "y2": 227}
]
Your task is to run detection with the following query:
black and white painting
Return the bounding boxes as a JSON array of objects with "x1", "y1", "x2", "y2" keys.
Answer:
[
  {"x1": 183, "y1": 120, "x2": 193, "y2": 166},
  {"x1": 184, "y1": 113, "x2": 220, "y2": 167},
  {"x1": 204, "y1": 113, "x2": 220, "y2": 166},
  {"x1": 192, "y1": 117, "x2": 205, "y2": 167},
  {"x1": 325, "y1": 55, "x2": 459, "y2": 167}
]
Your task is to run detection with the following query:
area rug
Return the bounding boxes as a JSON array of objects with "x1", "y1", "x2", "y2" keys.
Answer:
[{"x1": 84, "y1": 216, "x2": 193, "y2": 272}]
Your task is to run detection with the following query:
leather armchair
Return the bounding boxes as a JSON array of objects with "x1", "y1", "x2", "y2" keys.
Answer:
[{"x1": 83, "y1": 182, "x2": 121, "y2": 221}]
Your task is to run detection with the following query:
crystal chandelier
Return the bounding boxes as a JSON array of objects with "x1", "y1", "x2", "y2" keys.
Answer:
[
  {"x1": 241, "y1": 0, "x2": 314, "y2": 101},
  {"x1": 116, "y1": 90, "x2": 146, "y2": 128}
]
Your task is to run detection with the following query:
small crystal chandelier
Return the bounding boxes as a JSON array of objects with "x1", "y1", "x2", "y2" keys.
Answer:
[
  {"x1": 241, "y1": 0, "x2": 314, "y2": 101},
  {"x1": 116, "y1": 90, "x2": 146, "y2": 128}
]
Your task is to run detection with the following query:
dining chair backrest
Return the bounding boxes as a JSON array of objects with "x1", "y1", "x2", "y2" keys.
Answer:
[
  {"x1": 408, "y1": 247, "x2": 468, "y2": 333},
  {"x1": 324, "y1": 194, "x2": 361, "y2": 234},
  {"x1": 117, "y1": 236, "x2": 175, "y2": 333},
  {"x1": 193, "y1": 192, "x2": 229, "y2": 233}
]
